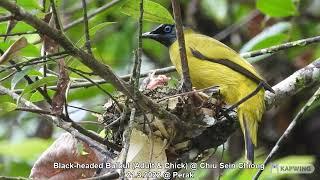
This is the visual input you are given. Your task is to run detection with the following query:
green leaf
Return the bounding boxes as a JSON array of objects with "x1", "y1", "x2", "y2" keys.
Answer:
[
  {"x1": 20, "y1": 76, "x2": 57, "y2": 98},
  {"x1": 20, "y1": 44, "x2": 41, "y2": 57},
  {"x1": 99, "y1": 129, "x2": 106, "y2": 138},
  {"x1": 240, "y1": 22, "x2": 291, "y2": 63},
  {"x1": 0, "y1": 138, "x2": 52, "y2": 161},
  {"x1": 252, "y1": 33, "x2": 288, "y2": 51},
  {"x1": 17, "y1": 0, "x2": 42, "y2": 10},
  {"x1": 76, "y1": 143, "x2": 89, "y2": 156},
  {"x1": 241, "y1": 22, "x2": 291, "y2": 52},
  {"x1": 30, "y1": 89, "x2": 55, "y2": 102},
  {"x1": 0, "y1": 102, "x2": 17, "y2": 113},
  {"x1": 256, "y1": 0, "x2": 298, "y2": 17},
  {"x1": 11, "y1": 67, "x2": 42, "y2": 90},
  {"x1": 121, "y1": 0, "x2": 174, "y2": 24}
]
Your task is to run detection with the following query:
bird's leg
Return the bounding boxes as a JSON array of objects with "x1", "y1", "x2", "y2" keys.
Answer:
[{"x1": 226, "y1": 82, "x2": 264, "y2": 112}]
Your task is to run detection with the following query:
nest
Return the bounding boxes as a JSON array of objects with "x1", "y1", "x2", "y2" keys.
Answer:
[{"x1": 102, "y1": 85, "x2": 239, "y2": 156}]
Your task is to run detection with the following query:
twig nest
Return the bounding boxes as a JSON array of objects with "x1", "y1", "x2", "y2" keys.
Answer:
[{"x1": 103, "y1": 83, "x2": 239, "y2": 154}]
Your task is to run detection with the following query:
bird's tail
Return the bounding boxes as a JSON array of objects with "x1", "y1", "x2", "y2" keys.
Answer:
[
  {"x1": 238, "y1": 88, "x2": 265, "y2": 163},
  {"x1": 243, "y1": 118, "x2": 255, "y2": 163}
]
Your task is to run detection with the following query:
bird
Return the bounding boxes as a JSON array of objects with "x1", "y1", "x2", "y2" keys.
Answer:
[{"x1": 142, "y1": 24, "x2": 274, "y2": 163}]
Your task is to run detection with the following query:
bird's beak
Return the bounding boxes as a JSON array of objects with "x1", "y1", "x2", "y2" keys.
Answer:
[
  {"x1": 142, "y1": 32, "x2": 150, "y2": 38},
  {"x1": 142, "y1": 31, "x2": 158, "y2": 39}
]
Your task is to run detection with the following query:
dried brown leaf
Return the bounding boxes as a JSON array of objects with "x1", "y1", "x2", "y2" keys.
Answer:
[
  {"x1": 0, "y1": 37, "x2": 28, "y2": 65},
  {"x1": 51, "y1": 59, "x2": 69, "y2": 115},
  {"x1": 30, "y1": 133, "x2": 103, "y2": 180}
]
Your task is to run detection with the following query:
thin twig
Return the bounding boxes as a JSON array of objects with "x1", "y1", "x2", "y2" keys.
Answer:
[
  {"x1": 0, "y1": 51, "x2": 68, "y2": 73},
  {"x1": 64, "y1": 0, "x2": 121, "y2": 30},
  {"x1": 0, "y1": 31, "x2": 38, "y2": 37},
  {"x1": 81, "y1": 0, "x2": 92, "y2": 55},
  {"x1": 68, "y1": 104, "x2": 101, "y2": 115},
  {"x1": 77, "y1": 121, "x2": 102, "y2": 125},
  {"x1": 227, "y1": 82, "x2": 263, "y2": 111},
  {"x1": 157, "y1": 85, "x2": 219, "y2": 102},
  {"x1": 68, "y1": 67, "x2": 122, "y2": 110},
  {"x1": 241, "y1": 35, "x2": 320, "y2": 58},
  {"x1": 171, "y1": 0, "x2": 192, "y2": 92},
  {"x1": 253, "y1": 87, "x2": 320, "y2": 180},
  {"x1": 65, "y1": 0, "x2": 94, "y2": 15},
  {"x1": 135, "y1": 0, "x2": 144, "y2": 90},
  {"x1": 49, "y1": 0, "x2": 62, "y2": 30},
  {"x1": 0, "y1": 176, "x2": 28, "y2": 180},
  {"x1": 16, "y1": 107, "x2": 56, "y2": 116},
  {"x1": 120, "y1": 108, "x2": 136, "y2": 179},
  {"x1": 3, "y1": 55, "x2": 67, "y2": 73},
  {"x1": 105, "y1": 116, "x2": 122, "y2": 128},
  {"x1": 0, "y1": 70, "x2": 16, "y2": 82},
  {"x1": 120, "y1": 2, "x2": 144, "y2": 178}
]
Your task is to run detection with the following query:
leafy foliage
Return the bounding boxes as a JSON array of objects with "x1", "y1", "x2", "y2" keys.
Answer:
[
  {"x1": 121, "y1": 0, "x2": 174, "y2": 24},
  {"x1": 256, "y1": 0, "x2": 298, "y2": 17},
  {"x1": 0, "y1": 102, "x2": 16, "y2": 113}
]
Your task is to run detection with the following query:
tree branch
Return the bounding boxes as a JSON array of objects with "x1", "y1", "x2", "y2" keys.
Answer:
[
  {"x1": 120, "y1": 108, "x2": 136, "y2": 178},
  {"x1": 241, "y1": 35, "x2": 320, "y2": 58},
  {"x1": 121, "y1": 1, "x2": 144, "y2": 178},
  {"x1": 265, "y1": 59, "x2": 320, "y2": 109},
  {"x1": 81, "y1": 0, "x2": 92, "y2": 55},
  {"x1": 0, "y1": 51, "x2": 68, "y2": 73},
  {"x1": 171, "y1": 0, "x2": 192, "y2": 92},
  {"x1": 0, "y1": 31, "x2": 38, "y2": 37},
  {"x1": 49, "y1": 0, "x2": 62, "y2": 30}
]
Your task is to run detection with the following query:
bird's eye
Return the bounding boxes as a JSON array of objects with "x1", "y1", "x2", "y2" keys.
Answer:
[{"x1": 163, "y1": 26, "x2": 172, "y2": 33}]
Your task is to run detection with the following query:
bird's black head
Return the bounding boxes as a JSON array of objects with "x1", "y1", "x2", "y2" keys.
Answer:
[{"x1": 142, "y1": 24, "x2": 176, "y2": 47}]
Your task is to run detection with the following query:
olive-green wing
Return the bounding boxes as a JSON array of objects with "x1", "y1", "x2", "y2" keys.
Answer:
[{"x1": 189, "y1": 47, "x2": 274, "y2": 92}]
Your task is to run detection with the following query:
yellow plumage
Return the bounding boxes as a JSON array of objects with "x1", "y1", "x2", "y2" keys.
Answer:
[{"x1": 169, "y1": 29, "x2": 265, "y2": 162}]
